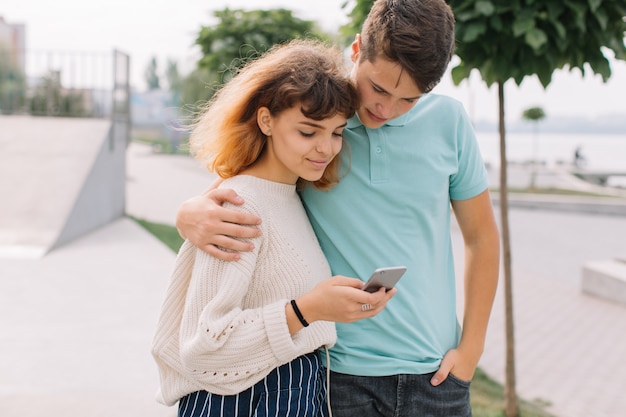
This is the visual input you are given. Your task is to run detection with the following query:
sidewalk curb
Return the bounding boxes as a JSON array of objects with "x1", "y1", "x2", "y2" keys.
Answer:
[{"x1": 490, "y1": 193, "x2": 626, "y2": 217}]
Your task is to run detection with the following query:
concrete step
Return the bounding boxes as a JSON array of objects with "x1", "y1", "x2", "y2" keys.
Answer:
[{"x1": 582, "y1": 259, "x2": 626, "y2": 306}]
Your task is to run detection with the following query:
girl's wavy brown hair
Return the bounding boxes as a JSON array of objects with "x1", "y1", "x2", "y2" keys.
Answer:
[{"x1": 190, "y1": 39, "x2": 359, "y2": 190}]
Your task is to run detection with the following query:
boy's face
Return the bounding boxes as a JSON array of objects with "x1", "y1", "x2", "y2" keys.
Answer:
[{"x1": 350, "y1": 35, "x2": 423, "y2": 129}]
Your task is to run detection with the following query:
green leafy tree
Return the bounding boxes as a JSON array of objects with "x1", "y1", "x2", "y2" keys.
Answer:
[
  {"x1": 0, "y1": 43, "x2": 26, "y2": 114},
  {"x1": 339, "y1": 0, "x2": 374, "y2": 45},
  {"x1": 165, "y1": 59, "x2": 183, "y2": 105},
  {"x1": 195, "y1": 8, "x2": 328, "y2": 82},
  {"x1": 179, "y1": 66, "x2": 220, "y2": 116},
  {"x1": 29, "y1": 71, "x2": 88, "y2": 117},
  {"x1": 447, "y1": 1, "x2": 626, "y2": 416},
  {"x1": 144, "y1": 56, "x2": 160, "y2": 91},
  {"x1": 522, "y1": 106, "x2": 546, "y2": 189}
]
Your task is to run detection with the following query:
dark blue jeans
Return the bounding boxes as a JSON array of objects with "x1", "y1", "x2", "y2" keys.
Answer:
[{"x1": 328, "y1": 370, "x2": 471, "y2": 417}]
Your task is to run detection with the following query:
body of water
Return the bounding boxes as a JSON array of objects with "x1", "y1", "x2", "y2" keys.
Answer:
[{"x1": 476, "y1": 131, "x2": 626, "y2": 173}]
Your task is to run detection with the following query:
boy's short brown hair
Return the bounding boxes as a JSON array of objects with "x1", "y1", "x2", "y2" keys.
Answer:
[{"x1": 359, "y1": 0, "x2": 455, "y2": 93}]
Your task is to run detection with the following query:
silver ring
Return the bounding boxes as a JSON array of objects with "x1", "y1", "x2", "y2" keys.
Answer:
[{"x1": 361, "y1": 303, "x2": 372, "y2": 312}]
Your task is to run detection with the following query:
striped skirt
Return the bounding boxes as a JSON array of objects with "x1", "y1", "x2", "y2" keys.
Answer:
[{"x1": 178, "y1": 351, "x2": 329, "y2": 417}]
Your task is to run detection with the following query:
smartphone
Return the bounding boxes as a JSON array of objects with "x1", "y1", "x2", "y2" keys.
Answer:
[{"x1": 362, "y1": 266, "x2": 407, "y2": 293}]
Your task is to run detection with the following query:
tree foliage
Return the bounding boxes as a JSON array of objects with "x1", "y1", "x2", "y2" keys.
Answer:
[
  {"x1": 340, "y1": 0, "x2": 375, "y2": 44},
  {"x1": 29, "y1": 71, "x2": 87, "y2": 117},
  {"x1": 0, "y1": 43, "x2": 26, "y2": 114},
  {"x1": 449, "y1": 0, "x2": 626, "y2": 87},
  {"x1": 165, "y1": 59, "x2": 182, "y2": 92},
  {"x1": 195, "y1": 8, "x2": 327, "y2": 80},
  {"x1": 165, "y1": 59, "x2": 183, "y2": 107},
  {"x1": 145, "y1": 56, "x2": 160, "y2": 91},
  {"x1": 522, "y1": 106, "x2": 546, "y2": 122},
  {"x1": 179, "y1": 67, "x2": 220, "y2": 116},
  {"x1": 522, "y1": 106, "x2": 546, "y2": 189},
  {"x1": 447, "y1": 1, "x2": 626, "y2": 416}
]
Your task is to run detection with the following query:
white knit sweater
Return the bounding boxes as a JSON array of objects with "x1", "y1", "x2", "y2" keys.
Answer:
[{"x1": 152, "y1": 175, "x2": 337, "y2": 406}]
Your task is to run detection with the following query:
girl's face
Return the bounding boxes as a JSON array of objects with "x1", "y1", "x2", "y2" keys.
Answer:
[{"x1": 252, "y1": 105, "x2": 347, "y2": 184}]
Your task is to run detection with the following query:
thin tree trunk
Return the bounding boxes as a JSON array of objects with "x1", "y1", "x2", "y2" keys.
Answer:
[
  {"x1": 530, "y1": 124, "x2": 539, "y2": 189},
  {"x1": 498, "y1": 81, "x2": 518, "y2": 417}
]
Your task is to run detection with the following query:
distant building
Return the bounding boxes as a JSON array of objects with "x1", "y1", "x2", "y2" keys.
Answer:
[
  {"x1": 0, "y1": 16, "x2": 26, "y2": 71},
  {"x1": 131, "y1": 89, "x2": 177, "y2": 128},
  {"x1": 131, "y1": 89, "x2": 183, "y2": 141}
]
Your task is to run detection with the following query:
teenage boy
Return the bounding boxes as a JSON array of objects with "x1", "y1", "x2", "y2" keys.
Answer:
[{"x1": 175, "y1": 1, "x2": 500, "y2": 416}]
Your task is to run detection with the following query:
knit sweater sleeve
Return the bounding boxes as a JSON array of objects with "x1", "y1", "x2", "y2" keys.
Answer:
[{"x1": 177, "y1": 195, "x2": 334, "y2": 395}]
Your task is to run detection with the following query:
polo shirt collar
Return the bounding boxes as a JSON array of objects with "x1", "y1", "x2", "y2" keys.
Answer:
[{"x1": 347, "y1": 112, "x2": 409, "y2": 129}]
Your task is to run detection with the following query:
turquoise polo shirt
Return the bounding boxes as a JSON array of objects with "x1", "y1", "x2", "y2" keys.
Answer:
[{"x1": 300, "y1": 93, "x2": 489, "y2": 376}]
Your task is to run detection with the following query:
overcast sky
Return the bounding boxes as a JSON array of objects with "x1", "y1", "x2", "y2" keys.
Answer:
[{"x1": 2, "y1": 0, "x2": 625, "y2": 123}]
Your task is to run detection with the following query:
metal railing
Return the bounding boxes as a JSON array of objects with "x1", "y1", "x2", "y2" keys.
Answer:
[{"x1": 0, "y1": 49, "x2": 129, "y2": 120}]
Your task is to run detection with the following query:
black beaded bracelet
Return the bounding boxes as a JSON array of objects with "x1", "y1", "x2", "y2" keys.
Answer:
[{"x1": 290, "y1": 299, "x2": 309, "y2": 327}]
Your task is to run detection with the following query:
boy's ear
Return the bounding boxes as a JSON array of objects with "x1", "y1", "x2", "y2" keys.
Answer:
[
  {"x1": 350, "y1": 34, "x2": 362, "y2": 63},
  {"x1": 256, "y1": 107, "x2": 271, "y2": 135}
]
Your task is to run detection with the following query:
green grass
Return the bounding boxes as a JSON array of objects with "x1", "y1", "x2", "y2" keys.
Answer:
[
  {"x1": 133, "y1": 216, "x2": 556, "y2": 417},
  {"x1": 471, "y1": 368, "x2": 555, "y2": 417},
  {"x1": 132, "y1": 136, "x2": 190, "y2": 155},
  {"x1": 131, "y1": 216, "x2": 184, "y2": 252}
]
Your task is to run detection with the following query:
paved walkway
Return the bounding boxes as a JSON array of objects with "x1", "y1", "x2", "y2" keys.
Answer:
[
  {"x1": 450, "y1": 209, "x2": 626, "y2": 417},
  {"x1": 1, "y1": 142, "x2": 625, "y2": 417},
  {"x1": 0, "y1": 217, "x2": 176, "y2": 417}
]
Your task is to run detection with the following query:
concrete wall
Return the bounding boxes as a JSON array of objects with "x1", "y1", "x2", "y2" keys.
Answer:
[{"x1": 0, "y1": 115, "x2": 126, "y2": 257}]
